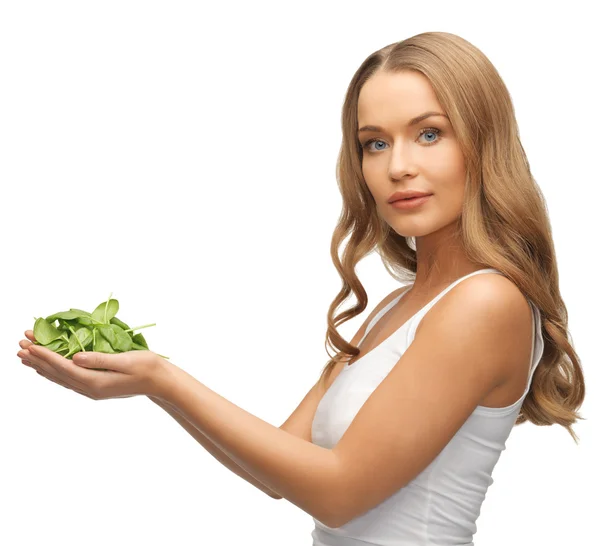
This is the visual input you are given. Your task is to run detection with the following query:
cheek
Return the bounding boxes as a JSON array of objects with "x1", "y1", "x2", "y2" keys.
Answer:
[
  {"x1": 433, "y1": 160, "x2": 467, "y2": 205},
  {"x1": 433, "y1": 182, "x2": 466, "y2": 213},
  {"x1": 362, "y1": 173, "x2": 380, "y2": 200},
  {"x1": 429, "y1": 149, "x2": 465, "y2": 178}
]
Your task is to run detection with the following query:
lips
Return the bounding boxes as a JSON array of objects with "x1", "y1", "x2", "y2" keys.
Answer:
[
  {"x1": 390, "y1": 194, "x2": 432, "y2": 203},
  {"x1": 387, "y1": 191, "x2": 433, "y2": 203},
  {"x1": 389, "y1": 194, "x2": 433, "y2": 209}
]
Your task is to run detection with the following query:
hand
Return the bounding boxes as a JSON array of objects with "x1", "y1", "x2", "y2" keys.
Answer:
[{"x1": 17, "y1": 330, "x2": 164, "y2": 401}]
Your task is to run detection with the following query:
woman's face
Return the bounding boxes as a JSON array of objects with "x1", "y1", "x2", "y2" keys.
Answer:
[{"x1": 357, "y1": 70, "x2": 467, "y2": 240}]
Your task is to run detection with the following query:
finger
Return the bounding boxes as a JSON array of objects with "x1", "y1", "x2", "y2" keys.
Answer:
[
  {"x1": 28, "y1": 344, "x2": 68, "y2": 369},
  {"x1": 29, "y1": 345, "x2": 104, "y2": 388},
  {"x1": 25, "y1": 330, "x2": 36, "y2": 342},
  {"x1": 18, "y1": 348, "x2": 41, "y2": 364},
  {"x1": 18, "y1": 348, "x2": 34, "y2": 361},
  {"x1": 23, "y1": 350, "x2": 91, "y2": 394},
  {"x1": 35, "y1": 368, "x2": 96, "y2": 400},
  {"x1": 21, "y1": 351, "x2": 48, "y2": 372},
  {"x1": 29, "y1": 360, "x2": 90, "y2": 397}
]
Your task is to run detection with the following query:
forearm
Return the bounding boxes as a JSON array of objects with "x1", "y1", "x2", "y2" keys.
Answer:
[
  {"x1": 147, "y1": 395, "x2": 281, "y2": 499},
  {"x1": 153, "y1": 362, "x2": 343, "y2": 527}
]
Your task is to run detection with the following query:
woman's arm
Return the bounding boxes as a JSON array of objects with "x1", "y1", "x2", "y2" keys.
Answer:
[
  {"x1": 147, "y1": 395, "x2": 281, "y2": 499},
  {"x1": 152, "y1": 363, "x2": 343, "y2": 527}
]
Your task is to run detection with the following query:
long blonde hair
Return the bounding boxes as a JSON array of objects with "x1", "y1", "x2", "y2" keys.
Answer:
[{"x1": 320, "y1": 31, "x2": 586, "y2": 444}]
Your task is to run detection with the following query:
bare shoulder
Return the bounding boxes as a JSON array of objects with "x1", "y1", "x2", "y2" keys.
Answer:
[
  {"x1": 459, "y1": 272, "x2": 531, "y2": 322},
  {"x1": 416, "y1": 271, "x2": 532, "y2": 380},
  {"x1": 419, "y1": 271, "x2": 529, "y2": 324}
]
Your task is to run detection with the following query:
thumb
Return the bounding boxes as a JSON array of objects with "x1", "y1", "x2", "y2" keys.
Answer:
[{"x1": 73, "y1": 351, "x2": 114, "y2": 371}]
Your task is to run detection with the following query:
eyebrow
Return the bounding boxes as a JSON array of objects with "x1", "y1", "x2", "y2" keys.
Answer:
[{"x1": 358, "y1": 111, "x2": 449, "y2": 133}]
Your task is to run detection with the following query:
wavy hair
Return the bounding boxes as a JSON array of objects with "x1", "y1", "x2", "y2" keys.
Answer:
[{"x1": 319, "y1": 31, "x2": 585, "y2": 444}]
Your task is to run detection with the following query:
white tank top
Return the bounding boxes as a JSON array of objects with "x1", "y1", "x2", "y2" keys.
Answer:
[{"x1": 311, "y1": 268, "x2": 544, "y2": 546}]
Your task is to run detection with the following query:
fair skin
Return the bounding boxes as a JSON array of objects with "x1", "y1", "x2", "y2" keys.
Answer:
[
  {"x1": 15, "y1": 69, "x2": 534, "y2": 529},
  {"x1": 358, "y1": 69, "x2": 484, "y2": 297}
]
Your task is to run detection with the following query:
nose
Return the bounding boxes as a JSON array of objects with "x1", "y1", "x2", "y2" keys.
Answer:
[{"x1": 387, "y1": 145, "x2": 418, "y2": 180}]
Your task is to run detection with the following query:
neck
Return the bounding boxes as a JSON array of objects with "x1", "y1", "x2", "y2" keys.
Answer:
[{"x1": 410, "y1": 226, "x2": 486, "y2": 296}]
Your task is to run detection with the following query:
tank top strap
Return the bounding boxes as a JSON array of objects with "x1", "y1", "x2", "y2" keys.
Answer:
[
  {"x1": 406, "y1": 268, "x2": 506, "y2": 345},
  {"x1": 357, "y1": 287, "x2": 411, "y2": 347}
]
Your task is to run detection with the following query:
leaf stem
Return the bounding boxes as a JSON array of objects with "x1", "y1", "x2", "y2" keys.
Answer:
[
  {"x1": 124, "y1": 323, "x2": 156, "y2": 333},
  {"x1": 67, "y1": 324, "x2": 86, "y2": 352},
  {"x1": 105, "y1": 292, "x2": 113, "y2": 324}
]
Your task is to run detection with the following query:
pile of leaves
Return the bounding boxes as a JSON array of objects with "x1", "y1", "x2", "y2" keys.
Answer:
[{"x1": 31, "y1": 293, "x2": 168, "y2": 365}]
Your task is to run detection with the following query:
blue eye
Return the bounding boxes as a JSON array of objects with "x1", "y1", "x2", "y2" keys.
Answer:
[{"x1": 361, "y1": 127, "x2": 442, "y2": 153}]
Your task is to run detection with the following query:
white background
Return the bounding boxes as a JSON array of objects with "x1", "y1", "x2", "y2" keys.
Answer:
[{"x1": 1, "y1": 1, "x2": 597, "y2": 545}]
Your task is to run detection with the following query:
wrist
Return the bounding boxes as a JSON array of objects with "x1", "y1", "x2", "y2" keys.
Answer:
[{"x1": 150, "y1": 355, "x2": 177, "y2": 403}]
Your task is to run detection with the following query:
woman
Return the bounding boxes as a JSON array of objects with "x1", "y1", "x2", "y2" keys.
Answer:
[{"x1": 18, "y1": 31, "x2": 585, "y2": 545}]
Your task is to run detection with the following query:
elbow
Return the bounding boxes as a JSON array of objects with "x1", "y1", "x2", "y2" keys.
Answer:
[
  {"x1": 325, "y1": 515, "x2": 347, "y2": 529},
  {"x1": 324, "y1": 500, "x2": 353, "y2": 529},
  {"x1": 320, "y1": 505, "x2": 346, "y2": 529},
  {"x1": 323, "y1": 498, "x2": 352, "y2": 529},
  {"x1": 317, "y1": 509, "x2": 345, "y2": 530}
]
